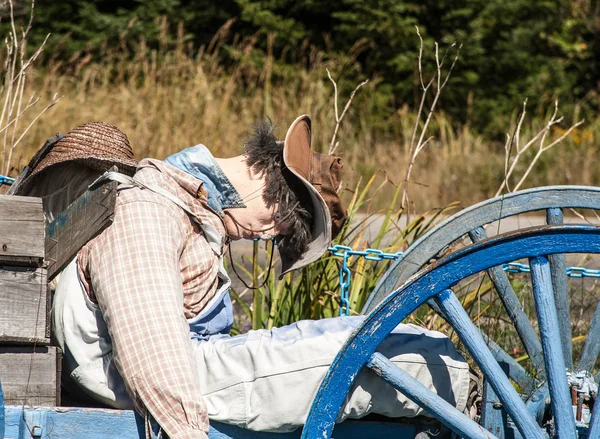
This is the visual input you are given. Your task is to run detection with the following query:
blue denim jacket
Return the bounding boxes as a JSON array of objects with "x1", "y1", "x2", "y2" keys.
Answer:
[{"x1": 165, "y1": 145, "x2": 244, "y2": 340}]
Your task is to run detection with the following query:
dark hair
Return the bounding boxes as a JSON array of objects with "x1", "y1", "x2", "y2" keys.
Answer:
[{"x1": 244, "y1": 119, "x2": 313, "y2": 261}]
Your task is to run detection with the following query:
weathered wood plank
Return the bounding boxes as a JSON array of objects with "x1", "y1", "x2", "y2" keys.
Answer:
[
  {"x1": 0, "y1": 266, "x2": 49, "y2": 344},
  {"x1": 0, "y1": 346, "x2": 61, "y2": 406},
  {"x1": 0, "y1": 195, "x2": 44, "y2": 266},
  {"x1": 46, "y1": 180, "x2": 117, "y2": 280},
  {"x1": 3, "y1": 406, "x2": 418, "y2": 439}
]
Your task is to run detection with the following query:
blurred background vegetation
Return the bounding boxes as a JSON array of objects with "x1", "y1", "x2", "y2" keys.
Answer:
[{"x1": 3, "y1": 0, "x2": 600, "y2": 211}]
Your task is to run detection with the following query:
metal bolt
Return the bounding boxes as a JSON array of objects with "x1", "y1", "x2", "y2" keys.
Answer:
[
  {"x1": 31, "y1": 425, "x2": 42, "y2": 437},
  {"x1": 493, "y1": 402, "x2": 503, "y2": 409}
]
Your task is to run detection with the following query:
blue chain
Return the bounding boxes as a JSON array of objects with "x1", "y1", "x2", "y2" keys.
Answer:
[
  {"x1": 504, "y1": 261, "x2": 600, "y2": 278},
  {"x1": 329, "y1": 245, "x2": 600, "y2": 315},
  {"x1": 0, "y1": 174, "x2": 14, "y2": 186},
  {"x1": 329, "y1": 245, "x2": 404, "y2": 316}
]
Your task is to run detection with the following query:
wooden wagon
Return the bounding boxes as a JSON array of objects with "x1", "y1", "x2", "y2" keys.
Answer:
[{"x1": 2, "y1": 182, "x2": 600, "y2": 438}]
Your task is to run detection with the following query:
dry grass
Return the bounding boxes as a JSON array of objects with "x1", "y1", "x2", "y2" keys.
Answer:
[{"x1": 7, "y1": 23, "x2": 599, "y2": 210}]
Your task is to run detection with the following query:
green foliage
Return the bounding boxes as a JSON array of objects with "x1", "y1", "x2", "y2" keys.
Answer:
[
  {"x1": 228, "y1": 175, "x2": 457, "y2": 331},
  {"x1": 6, "y1": 0, "x2": 598, "y2": 134}
]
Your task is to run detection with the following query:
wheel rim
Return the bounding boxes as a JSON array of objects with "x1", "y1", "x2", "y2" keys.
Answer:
[{"x1": 304, "y1": 225, "x2": 600, "y2": 439}]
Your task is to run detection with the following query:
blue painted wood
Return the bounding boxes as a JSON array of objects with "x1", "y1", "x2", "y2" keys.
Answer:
[
  {"x1": 305, "y1": 225, "x2": 600, "y2": 439},
  {"x1": 363, "y1": 186, "x2": 600, "y2": 314},
  {"x1": 366, "y1": 352, "x2": 498, "y2": 439},
  {"x1": 469, "y1": 226, "x2": 545, "y2": 377},
  {"x1": 481, "y1": 362, "x2": 507, "y2": 438},
  {"x1": 545, "y1": 208, "x2": 573, "y2": 370},
  {"x1": 526, "y1": 386, "x2": 549, "y2": 426},
  {"x1": 428, "y1": 297, "x2": 537, "y2": 394},
  {"x1": 1, "y1": 406, "x2": 417, "y2": 439},
  {"x1": 434, "y1": 289, "x2": 545, "y2": 439},
  {"x1": 480, "y1": 334, "x2": 535, "y2": 395},
  {"x1": 529, "y1": 256, "x2": 577, "y2": 438},
  {"x1": 0, "y1": 381, "x2": 4, "y2": 439},
  {"x1": 578, "y1": 301, "x2": 600, "y2": 372}
]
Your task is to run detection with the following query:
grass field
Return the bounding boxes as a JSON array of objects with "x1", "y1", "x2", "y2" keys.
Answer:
[{"x1": 3, "y1": 26, "x2": 598, "y2": 213}]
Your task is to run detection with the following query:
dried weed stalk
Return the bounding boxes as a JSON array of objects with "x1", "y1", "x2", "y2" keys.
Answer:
[
  {"x1": 326, "y1": 68, "x2": 369, "y2": 155},
  {"x1": 0, "y1": 0, "x2": 61, "y2": 177},
  {"x1": 402, "y1": 26, "x2": 461, "y2": 210},
  {"x1": 496, "y1": 100, "x2": 584, "y2": 196}
]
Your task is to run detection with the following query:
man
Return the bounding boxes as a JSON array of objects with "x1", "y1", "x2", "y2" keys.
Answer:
[{"x1": 23, "y1": 117, "x2": 470, "y2": 438}]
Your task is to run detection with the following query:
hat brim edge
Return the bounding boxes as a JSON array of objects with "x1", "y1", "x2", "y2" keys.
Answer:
[{"x1": 279, "y1": 114, "x2": 332, "y2": 277}]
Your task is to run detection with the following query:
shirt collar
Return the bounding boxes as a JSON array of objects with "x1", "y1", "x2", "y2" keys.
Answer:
[{"x1": 164, "y1": 144, "x2": 246, "y2": 212}]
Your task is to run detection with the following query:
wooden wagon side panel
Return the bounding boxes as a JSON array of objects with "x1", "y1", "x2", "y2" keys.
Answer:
[
  {"x1": 45, "y1": 180, "x2": 117, "y2": 280},
  {"x1": 0, "y1": 196, "x2": 44, "y2": 266},
  {"x1": 0, "y1": 266, "x2": 49, "y2": 344},
  {"x1": 0, "y1": 346, "x2": 61, "y2": 406},
  {"x1": 1, "y1": 405, "x2": 419, "y2": 438}
]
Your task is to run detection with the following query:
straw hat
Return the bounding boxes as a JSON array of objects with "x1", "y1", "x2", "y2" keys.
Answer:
[{"x1": 15, "y1": 122, "x2": 137, "y2": 195}]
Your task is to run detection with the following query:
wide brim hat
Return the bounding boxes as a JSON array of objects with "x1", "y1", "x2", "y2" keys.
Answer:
[
  {"x1": 14, "y1": 122, "x2": 138, "y2": 195},
  {"x1": 279, "y1": 115, "x2": 348, "y2": 275}
]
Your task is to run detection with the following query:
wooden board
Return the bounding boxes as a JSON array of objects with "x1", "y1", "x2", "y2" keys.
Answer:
[
  {"x1": 3, "y1": 406, "x2": 419, "y2": 439},
  {"x1": 0, "y1": 195, "x2": 44, "y2": 266},
  {"x1": 0, "y1": 266, "x2": 49, "y2": 344},
  {"x1": 0, "y1": 346, "x2": 61, "y2": 406},
  {"x1": 46, "y1": 180, "x2": 117, "y2": 280}
]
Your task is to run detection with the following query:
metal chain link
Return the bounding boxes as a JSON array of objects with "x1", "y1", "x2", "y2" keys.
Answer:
[
  {"x1": 504, "y1": 261, "x2": 600, "y2": 278},
  {"x1": 329, "y1": 245, "x2": 404, "y2": 316},
  {"x1": 0, "y1": 174, "x2": 14, "y2": 186},
  {"x1": 329, "y1": 245, "x2": 600, "y2": 315}
]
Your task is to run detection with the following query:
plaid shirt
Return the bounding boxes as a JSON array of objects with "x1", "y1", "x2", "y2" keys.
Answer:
[{"x1": 78, "y1": 159, "x2": 228, "y2": 439}]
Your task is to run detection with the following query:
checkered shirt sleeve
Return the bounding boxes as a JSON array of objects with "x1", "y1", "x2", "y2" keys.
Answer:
[{"x1": 82, "y1": 191, "x2": 212, "y2": 439}]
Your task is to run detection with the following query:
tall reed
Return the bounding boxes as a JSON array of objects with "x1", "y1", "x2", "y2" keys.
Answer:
[{"x1": 228, "y1": 174, "x2": 456, "y2": 331}]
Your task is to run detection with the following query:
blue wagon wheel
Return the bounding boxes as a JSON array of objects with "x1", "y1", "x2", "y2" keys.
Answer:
[
  {"x1": 362, "y1": 186, "x2": 600, "y2": 390},
  {"x1": 305, "y1": 225, "x2": 600, "y2": 439}
]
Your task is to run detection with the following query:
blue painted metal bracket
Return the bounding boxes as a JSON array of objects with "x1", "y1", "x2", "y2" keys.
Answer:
[{"x1": 481, "y1": 363, "x2": 507, "y2": 439}]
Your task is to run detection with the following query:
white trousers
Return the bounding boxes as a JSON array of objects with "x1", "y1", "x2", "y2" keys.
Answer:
[{"x1": 54, "y1": 259, "x2": 470, "y2": 433}]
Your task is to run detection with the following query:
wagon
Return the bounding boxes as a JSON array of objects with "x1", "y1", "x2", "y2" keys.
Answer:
[{"x1": 1, "y1": 181, "x2": 600, "y2": 439}]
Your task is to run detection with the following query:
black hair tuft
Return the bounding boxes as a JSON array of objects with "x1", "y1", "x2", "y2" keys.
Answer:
[{"x1": 244, "y1": 119, "x2": 313, "y2": 261}]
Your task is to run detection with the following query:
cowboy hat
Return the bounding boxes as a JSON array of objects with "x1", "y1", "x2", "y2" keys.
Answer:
[{"x1": 279, "y1": 114, "x2": 348, "y2": 275}]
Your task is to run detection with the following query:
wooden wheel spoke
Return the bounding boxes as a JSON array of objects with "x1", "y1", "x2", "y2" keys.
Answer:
[
  {"x1": 434, "y1": 289, "x2": 546, "y2": 439},
  {"x1": 429, "y1": 295, "x2": 538, "y2": 393},
  {"x1": 469, "y1": 226, "x2": 545, "y2": 377},
  {"x1": 480, "y1": 333, "x2": 536, "y2": 395},
  {"x1": 366, "y1": 352, "x2": 499, "y2": 439},
  {"x1": 530, "y1": 256, "x2": 577, "y2": 437},
  {"x1": 546, "y1": 208, "x2": 573, "y2": 369},
  {"x1": 578, "y1": 300, "x2": 600, "y2": 372}
]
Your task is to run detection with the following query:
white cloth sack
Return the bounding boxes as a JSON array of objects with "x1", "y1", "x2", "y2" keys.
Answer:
[{"x1": 54, "y1": 259, "x2": 470, "y2": 432}]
